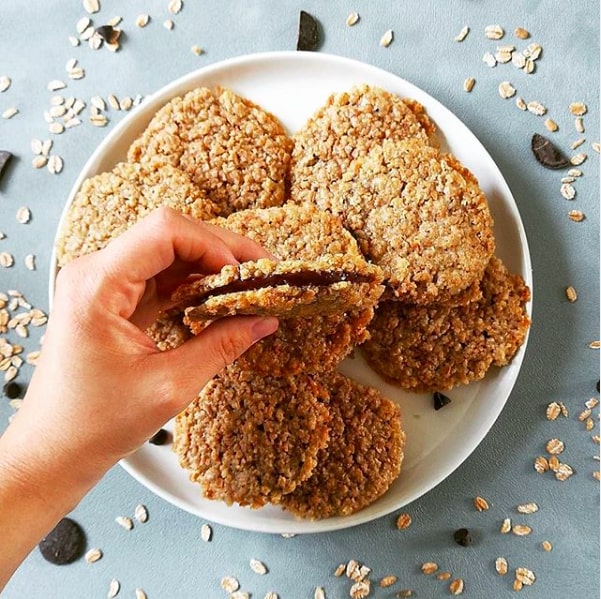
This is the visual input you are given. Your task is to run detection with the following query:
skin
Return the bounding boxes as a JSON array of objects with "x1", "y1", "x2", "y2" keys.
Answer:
[{"x1": 0, "y1": 207, "x2": 279, "y2": 589}]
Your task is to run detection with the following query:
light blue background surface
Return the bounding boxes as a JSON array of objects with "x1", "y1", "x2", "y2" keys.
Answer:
[{"x1": 1, "y1": 1, "x2": 599, "y2": 598}]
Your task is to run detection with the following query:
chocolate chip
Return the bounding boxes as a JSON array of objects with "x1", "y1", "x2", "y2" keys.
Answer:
[
  {"x1": 38, "y1": 518, "x2": 85, "y2": 565},
  {"x1": 597, "y1": 380, "x2": 600, "y2": 393},
  {"x1": 148, "y1": 428, "x2": 171, "y2": 445},
  {"x1": 453, "y1": 527, "x2": 472, "y2": 547},
  {"x1": 433, "y1": 391, "x2": 452, "y2": 410},
  {"x1": 3, "y1": 382, "x2": 23, "y2": 399},
  {"x1": 297, "y1": 11, "x2": 320, "y2": 51},
  {"x1": 531, "y1": 133, "x2": 570, "y2": 169},
  {"x1": 0, "y1": 151, "x2": 13, "y2": 182},
  {"x1": 95, "y1": 25, "x2": 120, "y2": 44}
]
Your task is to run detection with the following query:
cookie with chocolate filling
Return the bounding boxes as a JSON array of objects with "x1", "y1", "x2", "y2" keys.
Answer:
[
  {"x1": 127, "y1": 86, "x2": 293, "y2": 216},
  {"x1": 281, "y1": 372, "x2": 405, "y2": 519},
  {"x1": 361, "y1": 256, "x2": 531, "y2": 392},
  {"x1": 172, "y1": 255, "x2": 383, "y2": 321},
  {"x1": 176, "y1": 203, "x2": 384, "y2": 376},
  {"x1": 174, "y1": 366, "x2": 330, "y2": 508}
]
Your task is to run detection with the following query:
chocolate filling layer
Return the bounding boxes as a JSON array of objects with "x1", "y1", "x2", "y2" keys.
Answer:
[{"x1": 181, "y1": 269, "x2": 377, "y2": 308}]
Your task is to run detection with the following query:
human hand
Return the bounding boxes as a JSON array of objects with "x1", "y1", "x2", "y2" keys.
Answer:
[{"x1": 2, "y1": 206, "x2": 279, "y2": 494}]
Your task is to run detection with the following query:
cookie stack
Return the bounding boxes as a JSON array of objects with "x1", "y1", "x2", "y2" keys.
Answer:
[
  {"x1": 289, "y1": 85, "x2": 529, "y2": 392},
  {"x1": 169, "y1": 202, "x2": 406, "y2": 518},
  {"x1": 55, "y1": 84, "x2": 530, "y2": 519}
]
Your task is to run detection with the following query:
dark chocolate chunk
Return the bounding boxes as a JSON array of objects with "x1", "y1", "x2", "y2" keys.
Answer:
[
  {"x1": 0, "y1": 151, "x2": 13, "y2": 182},
  {"x1": 531, "y1": 133, "x2": 570, "y2": 170},
  {"x1": 95, "y1": 25, "x2": 120, "y2": 44},
  {"x1": 3, "y1": 382, "x2": 23, "y2": 399},
  {"x1": 297, "y1": 11, "x2": 320, "y2": 51},
  {"x1": 453, "y1": 527, "x2": 472, "y2": 547},
  {"x1": 596, "y1": 380, "x2": 599, "y2": 393},
  {"x1": 149, "y1": 428, "x2": 171, "y2": 445},
  {"x1": 38, "y1": 518, "x2": 85, "y2": 565},
  {"x1": 433, "y1": 391, "x2": 452, "y2": 410}
]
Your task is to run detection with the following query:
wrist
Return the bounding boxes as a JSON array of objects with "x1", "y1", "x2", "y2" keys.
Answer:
[
  {"x1": 0, "y1": 411, "x2": 103, "y2": 518},
  {"x1": 0, "y1": 415, "x2": 104, "y2": 590}
]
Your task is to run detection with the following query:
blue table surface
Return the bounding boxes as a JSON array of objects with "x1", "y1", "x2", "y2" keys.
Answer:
[{"x1": 1, "y1": 1, "x2": 599, "y2": 598}]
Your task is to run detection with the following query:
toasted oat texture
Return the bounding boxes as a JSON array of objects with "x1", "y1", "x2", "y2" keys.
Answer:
[
  {"x1": 361, "y1": 256, "x2": 531, "y2": 392},
  {"x1": 404, "y1": 98, "x2": 438, "y2": 144},
  {"x1": 208, "y1": 202, "x2": 367, "y2": 260},
  {"x1": 182, "y1": 204, "x2": 383, "y2": 374},
  {"x1": 145, "y1": 310, "x2": 191, "y2": 351},
  {"x1": 340, "y1": 139, "x2": 495, "y2": 303},
  {"x1": 281, "y1": 373, "x2": 405, "y2": 519},
  {"x1": 127, "y1": 86, "x2": 292, "y2": 216},
  {"x1": 380, "y1": 276, "x2": 483, "y2": 307},
  {"x1": 189, "y1": 308, "x2": 376, "y2": 377},
  {"x1": 55, "y1": 161, "x2": 216, "y2": 266},
  {"x1": 173, "y1": 255, "x2": 383, "y2": 320},
  {"x1": 174, "y1": 367, "x2": 330, "y2": 508},
  {"x1": 290, "y1": 84, "x2": 435, "y2": 210}
]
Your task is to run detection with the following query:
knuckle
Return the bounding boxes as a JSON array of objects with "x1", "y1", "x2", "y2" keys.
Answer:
[
  {"x1": 213, "y1": 331, "x2": 251, "y2": 368},
  {"x1": 54, "y1": 260, "x2": 89, "y2": 305},
  {"x1": 152, "y1": 205, "x2": 178, "y2": 227}
]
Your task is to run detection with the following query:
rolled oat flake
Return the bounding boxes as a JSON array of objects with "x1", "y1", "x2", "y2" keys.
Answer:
[{"x1": 531, "y1": 133, "x2": 570, "y2": 169}]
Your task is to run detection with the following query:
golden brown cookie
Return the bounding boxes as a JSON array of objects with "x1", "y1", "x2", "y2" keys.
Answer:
[
  {"x1": 339, "y1": 139, "x2": 495, "y2": 303},
  {"x1": 181, "y1": 203, "x2": 383, "y2": 375},
  {"x1": 289, "y1": 84, "x2": 435, "y2": 210},
  {"x1": 127, "y1": 86, "x2": 293, "y2": 216},
  {"x1": 361, "y1": 256, "x2": 531, "y2": 392},
  {"x1": 172, "y1": 255, "x2": 383, "y2": 321},
  {"x1": 186, "y1": 308, "x2": 375, "y2": 377},
  {"x1": 281, "y1": 372, "x2": 405, "y2": 519},
  {"x1": 174, "y1": 367, "x2": 330, "y2": 508},
  {"x1": 55, "y1": 161, "x2": 216, "y2": 266}
]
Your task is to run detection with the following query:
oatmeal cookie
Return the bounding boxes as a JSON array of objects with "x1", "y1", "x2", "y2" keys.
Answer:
[
  {"x1": 55, "y1": 161, "x2": 216, "y2": 266},
  {"x1": 186, "y1": 308, "x2": 375, "y2": 377},
  {"x1": 281, "y1": 372, "x2": 405, "y2": 519},
  {"x1": 174, "y1": 367, "x2": 330, "y2": 508},
  {"x1": 172, "y1": 255, "x2": 383, "y2": 321},
  {"x1": 290, "y1": 84, "x2": 435, "y2": 210},
  {"x1": 361, "y1": 256, "x2": 531, "y2": 392},
  {"x1": 181, "y1": 203, "x2": 383, "y2": 375},
  {"x1": 127, "y1": 86, "x2": 293, "y2": 216},
  {"x1": 340, "y1": 139, "x2": 495, "y2": 303},
  {"x1": 206, "y1": 202, "x2": 368, "y2": 260}
]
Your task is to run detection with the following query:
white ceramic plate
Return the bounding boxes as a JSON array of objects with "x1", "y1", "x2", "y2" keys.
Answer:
[{"x1": 51, "y1": 51, "x2": 532, "y2": 534}]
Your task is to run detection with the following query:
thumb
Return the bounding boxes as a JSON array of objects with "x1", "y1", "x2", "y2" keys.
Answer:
[{"x1": 153, "y1": 315, "x2": 279, "y2": 412}]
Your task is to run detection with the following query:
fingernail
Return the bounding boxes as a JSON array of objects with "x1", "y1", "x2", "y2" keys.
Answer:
[{"x1": 251, "y1": 317, "x2": 279, "y2": 343}]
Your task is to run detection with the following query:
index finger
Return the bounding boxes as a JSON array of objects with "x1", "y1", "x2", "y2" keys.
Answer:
[{"x1": 98, "y1": 207, "x2": 273, "y2": 284}]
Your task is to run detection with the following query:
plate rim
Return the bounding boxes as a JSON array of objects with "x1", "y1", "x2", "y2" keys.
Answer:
[{"x1": 49, "y1": 50, "x2": 533, "y2": 534}]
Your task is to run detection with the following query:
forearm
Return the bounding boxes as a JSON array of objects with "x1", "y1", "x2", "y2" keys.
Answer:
[
  {"x1": 0, "y1": 210, "x2": 279, "y2": 591},
  {"x1": 0, "y1": 414, "x2": 101, "y2": 591}
]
